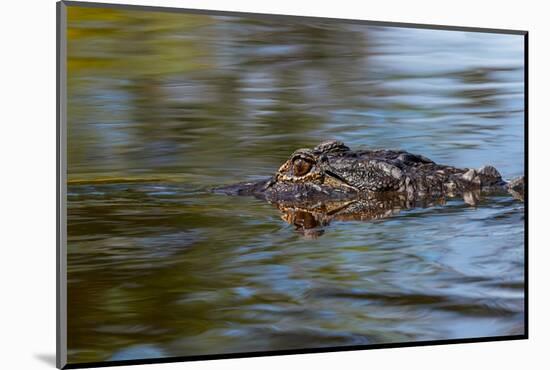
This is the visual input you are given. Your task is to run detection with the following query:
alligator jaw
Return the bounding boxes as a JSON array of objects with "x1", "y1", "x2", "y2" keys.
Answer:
[
  {"x1": 212, "y1": 176, "x2": 358, "y2": 202},
  {"x1": 212, "y1": 177, "x2": 273, "y2": 197}
]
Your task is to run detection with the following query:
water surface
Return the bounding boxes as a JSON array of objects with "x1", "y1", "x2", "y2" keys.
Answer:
[{"x1": 66, "y1": 7, "x2": 525, "y2": 364}]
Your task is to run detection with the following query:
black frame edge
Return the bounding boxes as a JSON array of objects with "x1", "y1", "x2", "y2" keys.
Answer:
[
  {"x1": 57, "y1": 1, "x2": 68, "y2": 369},
  {"x1": 523, "y1": 32, "x2": 529, "y2": 339},
  {"x1": 56, "y1": 2, "x2": 61, "y2": 368},
  {"x1": 61, "y1": 0, "x2": 527, "y2": 35},
  {"x1": 63, "y1": 335, "x2": 527, "y2": 369}
]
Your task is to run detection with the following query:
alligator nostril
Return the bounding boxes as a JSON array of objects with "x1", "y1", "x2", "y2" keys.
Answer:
[{"x1": 263, "y1": 177, "x2": 276, "y2": 190}]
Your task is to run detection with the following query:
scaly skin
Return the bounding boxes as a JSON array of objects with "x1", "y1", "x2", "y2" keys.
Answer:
[{"x1": 215, "y1": 140, "x2": 524, "y2": 202}]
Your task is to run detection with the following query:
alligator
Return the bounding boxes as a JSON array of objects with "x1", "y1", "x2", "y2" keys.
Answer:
[
  {"x1": 214, "y1": 140, "x2": 525, "y2": 236},
  {"x1": 215, "y1": 140, "x2": 525, "y2": 204}
]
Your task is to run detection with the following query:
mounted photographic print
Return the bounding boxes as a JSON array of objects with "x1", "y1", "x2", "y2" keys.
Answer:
[{"x1": 57, "y1": 1, "x2": 528, "y2": 368}]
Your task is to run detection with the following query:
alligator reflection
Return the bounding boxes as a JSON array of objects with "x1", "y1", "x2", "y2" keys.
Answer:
[{"x1": 272, "y1": 192, "x2": 482, "y2": 238}]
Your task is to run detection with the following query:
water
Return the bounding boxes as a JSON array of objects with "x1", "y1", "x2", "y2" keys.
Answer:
[{"x1": 66, "y1": 7, "x2": 525, "y2": 364}]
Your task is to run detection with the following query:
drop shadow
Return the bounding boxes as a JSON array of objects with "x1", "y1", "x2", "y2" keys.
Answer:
[{"x1": 34, "y1": 353, "x2": 56, "y2": 367}]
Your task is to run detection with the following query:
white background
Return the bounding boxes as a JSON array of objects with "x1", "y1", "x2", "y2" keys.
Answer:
[{"x1": 1, "y1": 0, "x2": 547, "y2": 369}]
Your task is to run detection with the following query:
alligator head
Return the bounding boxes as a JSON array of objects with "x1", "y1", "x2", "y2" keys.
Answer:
[{"x1": 215, "y1": 140, "x2": 394, "y2": 202}]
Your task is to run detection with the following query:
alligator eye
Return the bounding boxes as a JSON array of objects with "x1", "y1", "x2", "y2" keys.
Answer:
[{"x1": 293, "y1": 158, "x2": 312, "y2": 177}]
